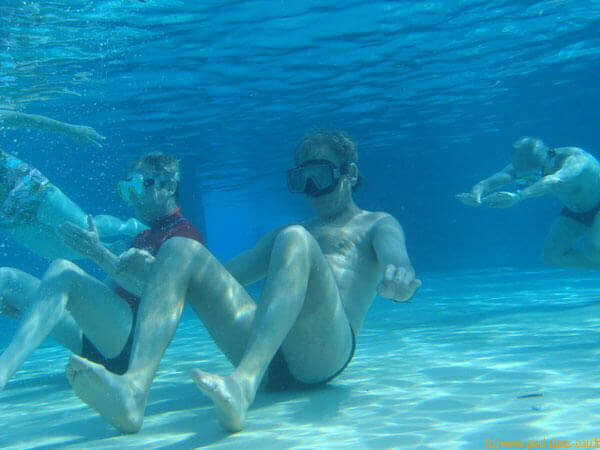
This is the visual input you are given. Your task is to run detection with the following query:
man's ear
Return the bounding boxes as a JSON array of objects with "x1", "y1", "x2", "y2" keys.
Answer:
[
  {"x1": 348, "y1": 162, "x2": 359, "y2": 186},
  {"x1": 163, "y1": 179, "x2": 178, "y2": 195}
]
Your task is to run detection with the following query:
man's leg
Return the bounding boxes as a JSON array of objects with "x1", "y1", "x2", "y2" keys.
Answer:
[
  {"x1": 67, "y1": 228, "x2": 352, "y2": 433},
  {"x1": 0, "y1": 267, "x2": 40, "y2": 320},
  {"x1": 67, "y1": 236, "x2": 257, "y2": 433},
  {"x1": 583, "y1": 213, "x2": 600, "y2": 266},
  {"x1": 39, "y1": 186, "x2": 146, "y2": 239},
  {"x1": 0, "y1": 260, "x2": 132, "y2": 391},
  {"x1": 37, "y1": 186, "x2": 88, "y2": 230},
  {"x1": 192, "y1": 225, "x2": 353, "y2": 431},
  {"x1": 542, "y1": 216, "x2": 594, "y2": 269},
  {"x1": 0, "y1": 267, "x2": 82, "y2": 351}
]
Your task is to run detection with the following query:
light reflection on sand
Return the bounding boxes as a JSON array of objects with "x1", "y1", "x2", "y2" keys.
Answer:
[{"x1": 1, "y1": 268, "x2": 599, "y2": 448}]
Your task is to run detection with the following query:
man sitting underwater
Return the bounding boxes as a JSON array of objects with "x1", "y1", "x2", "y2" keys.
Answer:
[
  {"x1": 0, "y1": 152, "x2": 202, "y2": 391},
  {"x1": 65, "y1": 130, "x2": 421, "y2": 434}
]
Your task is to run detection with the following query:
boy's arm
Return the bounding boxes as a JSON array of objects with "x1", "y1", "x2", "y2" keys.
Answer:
[
  {"x1": 57, "y1": 218, "x2": 149, "y2": 295},
  {"x1": 0, "y1": 110, "x2": 105, "y2": 148},
  {"x1": 225, "y1": 226, "x2": 287, "y2": 286},
  {"x1": 371, "y1": 215, "x2": 421, "y2": 302}
]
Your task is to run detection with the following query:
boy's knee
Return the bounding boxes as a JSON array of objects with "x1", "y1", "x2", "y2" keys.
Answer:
[
  {"x1": 160, "y1": 236, "x2": 205, "y2": 259},
  {"x1": 0, "y1": 267, "x2": 21, "y2": 290},
  {"x1": 0, "y1": 267, "x2": 12, "y2": 286},
  {"x1": 278, "y1": 225, "x2": 311, "y2": 245},
  {"x1": 45, "y1": 259, "x2": 81, "y2": 284}
]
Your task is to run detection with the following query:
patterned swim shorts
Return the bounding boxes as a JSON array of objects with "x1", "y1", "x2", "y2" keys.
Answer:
[{"x1": 0, "y1": 150, "x2": 52, "y2": 227}]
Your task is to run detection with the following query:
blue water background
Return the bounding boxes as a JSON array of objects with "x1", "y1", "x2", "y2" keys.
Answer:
[{"x1": 1, "y1": 1, "x2": 599, "y2": 327}]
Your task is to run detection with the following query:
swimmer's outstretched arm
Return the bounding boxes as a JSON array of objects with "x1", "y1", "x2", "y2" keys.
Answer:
[
  {"x1": 456, "y1": 165, "x2": 513, "y2": 207},
  {"x1": 0, "y1": 110, "x2": 105, "y2": 148},
  {"x1": 371, "y1": 215, "x2": 421, "y2": 302},
  {"x1": 517, "y1": 156, "x2": 582, "y2": 200},
  {"x1": 484, "y1": 157, "x2": 582, "y2": 208}
]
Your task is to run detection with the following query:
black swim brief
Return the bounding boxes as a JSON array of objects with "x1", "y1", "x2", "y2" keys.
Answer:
[
  {"x1": 560, "y1": 202, "x2": 600, "y2": 227},
  {"x1": 79, "y1": 300, "x2": 138, "y2": 375},
  {"x1": 266, "y1": 325, "x2": 356, "y2": 392}
]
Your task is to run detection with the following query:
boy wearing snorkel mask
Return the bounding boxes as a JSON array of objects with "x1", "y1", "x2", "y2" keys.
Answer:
[
  {"x1": 0, "y1": 152, "x2": 202, "y2": 393},
  {"x1": 65, "y1": 130, "x2": 420, "y2": 434},
  {"x1": 457, "y1": 136, "x2": 600, "y2": 270}
]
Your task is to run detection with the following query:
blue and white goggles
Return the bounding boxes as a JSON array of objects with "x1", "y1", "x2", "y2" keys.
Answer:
[{"x1": 117, "y1": 173, "x2": 155, "y2": 204}]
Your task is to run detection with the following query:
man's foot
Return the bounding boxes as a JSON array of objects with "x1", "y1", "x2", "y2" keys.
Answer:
[
  {"x1": 191, "y1": 369, "x2": 252, "y2": 432},
  {"x1": 66, "y1": 354, "x2": 145, "y2": 433}
]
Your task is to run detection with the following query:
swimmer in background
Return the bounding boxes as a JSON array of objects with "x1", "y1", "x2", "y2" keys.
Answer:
[
  {"x1": 0, "y1": 109, "x2": 146, "y2": 260},
  {"x1": 456, "y1": 137, "x2": 600, "y2": 270}
]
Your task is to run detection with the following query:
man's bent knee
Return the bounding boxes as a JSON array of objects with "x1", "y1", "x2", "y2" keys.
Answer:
[
  {"x1": 43, "y1": 259, "x2": 84, "y2": 286},
  {"x1": 159, "y1": 236, "x2": 207, "y2": 261},
  {"x1": 277, "y1": 225, "x2": 312, "y2": 248},
  {"x1": 0, "y1": 267, "x2": 17, "y2": 289}
]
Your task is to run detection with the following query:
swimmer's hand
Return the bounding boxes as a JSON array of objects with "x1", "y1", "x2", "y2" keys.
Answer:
[
  {"x1": 116, "y1": 248, "x2": 154, "y2": 291},
  {"x1": 377, "y1": 264, "x2": 421, "y2": 303},
  {"x1": 482, "y1": 191, "x2": 521, "y2": 208},
  {"x1": 455, "y1": 192, "x2": 482, "y2": 207},
  {"x1": 58, "y1": 216, "x2": 103, "y2": 259},
  {"x1": 66, "y1": 125, "x2": 106, "y2": 149},
  {"x1": 116, "y1": 248, "x2": 154, "y2": 275}
]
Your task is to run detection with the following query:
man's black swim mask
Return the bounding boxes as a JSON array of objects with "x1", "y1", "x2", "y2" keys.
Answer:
[{"x1": 286, "y1": 159, "x2": 349, "y2": 197}]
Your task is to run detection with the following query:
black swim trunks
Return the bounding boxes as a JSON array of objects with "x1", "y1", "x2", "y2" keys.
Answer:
[
  {"x1": 80, "y1": 299, "x2": 139, "y2": 375},
  {"x1": 560, "y1": 202, "x2": 600, "y2": 227},
  {"x1": 80, "y1": 208, "x2": 204, "y2": 375},
  {"x1": 266, "y1": 325, "x2": 356, "y2": 391}
]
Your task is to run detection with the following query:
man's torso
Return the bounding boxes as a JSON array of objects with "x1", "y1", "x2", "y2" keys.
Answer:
[
  {"x1": 305, "y1": 210, "x2": 386, "y2": 333},
  {"x1": 115, "y1": 209, "x2": 203, "y2": 307},
  {"x1": 550, "y1": 147, "x2": 600, "y2": 213}
]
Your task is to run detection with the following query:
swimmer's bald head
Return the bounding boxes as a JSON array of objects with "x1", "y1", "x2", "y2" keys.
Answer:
[{"x1": 511, "y1": 137, "x2": 549, "y2": 171}]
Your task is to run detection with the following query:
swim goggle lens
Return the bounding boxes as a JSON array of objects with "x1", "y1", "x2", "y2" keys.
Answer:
[
  {"x1": 286, "y1": 159, "x2": 346, "y2": 197},
  {"x1": 117, "y1": 175, "x2": 155, "y2": 204}
]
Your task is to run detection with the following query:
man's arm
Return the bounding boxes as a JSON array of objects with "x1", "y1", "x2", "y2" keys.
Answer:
[
  {"x1": 484, "y1": 156, "x2": 582, "y2": 208},
  {"x1": 456, "y1": 165, "x2": 514, "y2": 207},
  {"x1": 225, "y1": 226, "x2": 287, "y2": 286},
  {"x1": 58, "y1": 218, "x2": 150, "y2": 295},
  {"x1": 371, "y1": 215, "x2": 421, "y2": 302},
  {"x1": 517, "y1": 156, "x2": 582, "y2": 201},
  {"x1": 0, "y1": 110, "x2": 105, "y2": 148}
]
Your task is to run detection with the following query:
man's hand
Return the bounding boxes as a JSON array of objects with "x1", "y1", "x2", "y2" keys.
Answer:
[
  {"x1": 377, "y1": 264, "x2": 421, "y2": 303},
  {"x1": 58, "y1": 216, "x2": 103, "y2": 259},
  {"x1": 455, "y1": 192, "x2": 482, "y2": 207},
  {"x1": 116, "y1": 248, "x2": 154, "y2": 277},
  {"x1": 67, "y1": 125, "x2": 106, "y2": 148},
  {"x1": 482, "y1": 191, "x2": 521, "y2": 208}
]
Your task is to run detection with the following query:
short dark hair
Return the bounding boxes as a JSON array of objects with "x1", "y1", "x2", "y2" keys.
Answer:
[
  {"x1": 130, "y1": 152, "x2": 179, "y2": 178},
  {"x1": 295, "y1": 130, "x2": 363, "y2": 190},
  {"x1": 130, "y1": 152, "x2": 180, "y2": 197}
]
